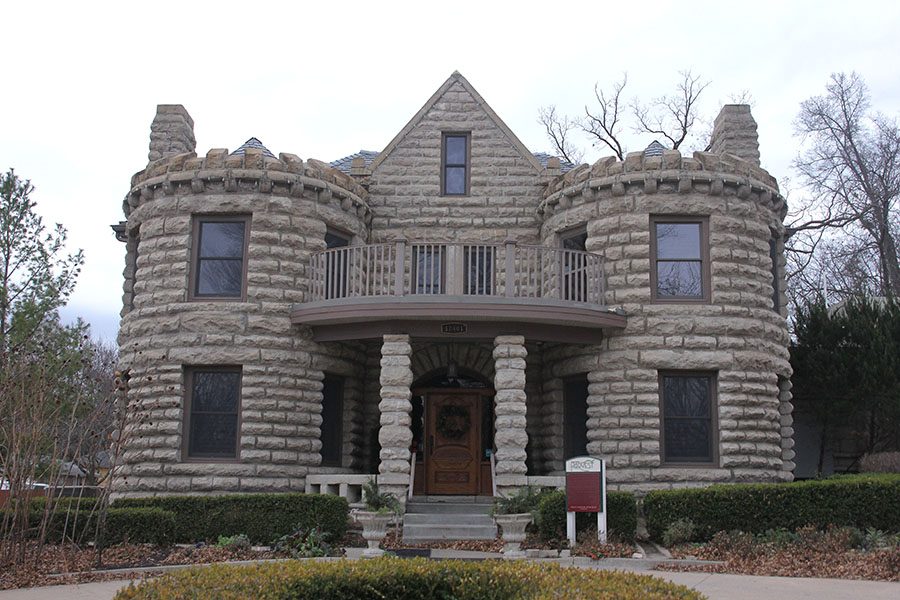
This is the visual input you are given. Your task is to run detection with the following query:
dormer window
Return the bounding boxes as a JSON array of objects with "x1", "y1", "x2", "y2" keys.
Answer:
[{"x1": 442, "y1": 133, "x2": 470, "y2": 195}]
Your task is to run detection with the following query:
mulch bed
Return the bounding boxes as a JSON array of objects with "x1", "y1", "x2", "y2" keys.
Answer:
[
  {"x1": 658, "y1": 540, "x2": 900, "y2": 582},
  {"x1": 0, "y1": 543, "x2": 278, "y2": 590}
]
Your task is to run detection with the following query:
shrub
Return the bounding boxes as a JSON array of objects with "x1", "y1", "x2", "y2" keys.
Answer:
[
  {"x1": 112, "y1": 492, "x2": 349, "y2": 544},
  {"x1": 100, "y1": 508, "x2": 176, "y2": 547},
  {"x1": 113, "y1": 558, "x2": 703, "y2": 600},
  {"x1": 272, "y1": 526, "x2": 333, "y2": 558},
  {"x1": 535, "y1": 489, "x2": 637, "y2": 542},
  {"x1": 860, "y1": 452, "x2": 900, "y2": 473},
  {"x1": 644, "y1": 474, "x2": 900, "y2": 542},
  {"x1": 216, "y1": 533, "x2": 251, "y2": 550},
  {"x1": 361, "y1": 479, "x2": 400, "y2": 514},
  {"x1": 662, "y1": 518, "x2": 695, "y2": 547},
  {"x1": 491, "y1": 486, "x2": 553, "y2": 516}
]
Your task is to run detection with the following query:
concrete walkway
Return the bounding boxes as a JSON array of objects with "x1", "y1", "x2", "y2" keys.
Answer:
[{"x1": 1, "y1": 556, "x2": 897, "y2": 600}]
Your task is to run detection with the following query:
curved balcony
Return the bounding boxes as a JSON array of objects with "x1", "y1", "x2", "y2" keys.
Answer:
[{"x1": 291, "y1": 241, "x2": 626, "y2": 342}]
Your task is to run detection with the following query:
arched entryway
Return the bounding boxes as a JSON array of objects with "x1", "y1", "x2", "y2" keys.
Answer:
[{"x1": 410, "y1": 365, "x2": 495, "y2": 496}]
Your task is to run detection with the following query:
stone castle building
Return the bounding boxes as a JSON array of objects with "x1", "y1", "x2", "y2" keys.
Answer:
[{"x1": 113, "y1": 72, "x2": 793, "y2": 507}]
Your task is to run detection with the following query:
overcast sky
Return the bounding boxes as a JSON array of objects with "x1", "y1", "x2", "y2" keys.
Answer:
[{"x1": 1, "y1": 0, "x2": 898, "y2": 342}]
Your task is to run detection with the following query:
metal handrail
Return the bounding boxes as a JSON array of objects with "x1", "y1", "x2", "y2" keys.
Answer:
[{"x1": 308, "y1": 241, "x2": 606, "y2": 304}]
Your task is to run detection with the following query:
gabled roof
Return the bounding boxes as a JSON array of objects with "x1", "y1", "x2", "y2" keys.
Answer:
[
  {"x1": 331, "y1": 149, "x2": 577, "y2": 174},
  {"x1": 230, "y1": 137, "x2": 276, "y2": 159},
  {"x1": 368, "y1": 71, "x2": 544, "y2": 174}
]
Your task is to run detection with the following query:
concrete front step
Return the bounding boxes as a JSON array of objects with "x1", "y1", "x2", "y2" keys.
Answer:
[
  {"x1": 403, "y1": 495, "x2": 498, "y2": 541},
  {"x1": 405, "y1": 502, "x2": 493, "y2": 515},
  {"x1": 402, "y1": 523, "x2": 498, "y2": 541},
  {"x1": 404, "y1": 513, "x2": 494, "y2": 526}
]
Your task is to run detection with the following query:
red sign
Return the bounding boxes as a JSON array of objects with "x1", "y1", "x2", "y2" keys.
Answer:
[{"x1": 566, "y1": 472, "x2": 602, "y2": 512}]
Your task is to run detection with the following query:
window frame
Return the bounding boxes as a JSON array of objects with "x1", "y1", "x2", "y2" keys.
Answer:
[
  {"x1": 182, "y1": 366, "x2": 243, "y2": 463},
  {"x1": 658, "y1": 371, "x2": 719, "y2": 467},
  {"x1": 319, "y1": 374, "x2": 345, "y2": 468},
  {"x1": 441, "y1": 132, "x2": 471, "y2": 196},
  {"x1": 649, "y1": 215, "x2": 710, "y2": 303},
  {"x1": 189, "y1": 214, "x2": 251, "y2": 301}
]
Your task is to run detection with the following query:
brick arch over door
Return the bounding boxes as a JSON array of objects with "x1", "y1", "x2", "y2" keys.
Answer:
[{"x1": 410, "y1": 342, "x2": 495, "y2": 384}]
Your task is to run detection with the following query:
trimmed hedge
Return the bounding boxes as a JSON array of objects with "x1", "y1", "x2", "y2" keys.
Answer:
[
  {"x1": 112, "y1": 493, "x2": 349, "y2": 544},
  {"x1": 644, "y1": 474, "x2": 900, "y2": 542},
  {"x1": 536, "y1": 490, "x2": 637, "y2": 542},
  {"x1": 114, "y1": 558, "x2": 703, "y2": 600},
  {"x1": 1, "y1": 505, "x2": 175, "y2": 547}
]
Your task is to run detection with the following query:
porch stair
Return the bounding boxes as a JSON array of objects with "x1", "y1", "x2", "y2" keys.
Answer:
[{"x1": 402, "y1": 496, "x2": 498, "y2": 542}]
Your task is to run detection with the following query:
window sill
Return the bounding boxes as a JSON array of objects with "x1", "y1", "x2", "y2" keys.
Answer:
[{"x1": 658, "y1": 461, "x2": 719, "y2": 469}]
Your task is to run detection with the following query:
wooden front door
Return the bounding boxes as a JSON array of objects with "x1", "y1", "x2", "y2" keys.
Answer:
[{"x1": 425, "y1": 393, "x2": 480, "y2": 495}]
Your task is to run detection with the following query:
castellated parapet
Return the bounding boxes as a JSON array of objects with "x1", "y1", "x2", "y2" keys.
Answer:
[
  {"x1": 535, "y1": 148, "x2": 793, "y2": 487},
  {"x1": 115, "y1": 131, "x2": 371, "y2": 496}
]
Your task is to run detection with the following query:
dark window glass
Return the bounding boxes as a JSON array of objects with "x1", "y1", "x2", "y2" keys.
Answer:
[
  {"x1": 564, "y1": 376, "x2": 589, "y2": 459},
  {"x1": 464, "y1": 246, "x2": 495, "y2": 295},
  {"x1": 187, "y1": 369, "x2": 241, "y2": 459},
  {"x1": 661, "y1": 374, "x2": 714, "y2": 463},
  {"x1": 325, "y1": 231, "x2": 350, "y2": 249},
  {"x1": 413, "y1": 246, "x2": 444, "y2": 294},
  {"x1": 561, "y1": 230, "x2": 589, "y2": 301},
  {"x1": 320, "y1": 375, "x2": 344, "y2": 467},
  {"x1": 653, "y1": 220, "x2": 705, "y2": 299},
  {"x1": 443, "y1": 134, "x2": 468, "y2": 195},
  {"x1": 195, "y1": 219, "x2": 247, "y2": 298}
]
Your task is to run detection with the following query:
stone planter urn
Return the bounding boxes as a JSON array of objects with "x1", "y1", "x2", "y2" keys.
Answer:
[
  {"x1": 355, "y1": 511, "x2": 394, "y2": 558},
  {"x1": 493, "y1": 512, "x2": 532, "y2": 558}
]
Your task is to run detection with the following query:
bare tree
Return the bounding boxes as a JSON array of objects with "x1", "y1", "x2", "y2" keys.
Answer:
[
  {"x1": 788, "y1": 72, "x2": 900, "y2": 302},
  {"x1": 537, "y1": 105, "x2": 584, "y2": 165},
  {"x1": 582, "y1": 74, "x2": 628, "y2": 160},
  {"x1": 631, "y1": 70, "x2": 710, "y2": 151}
]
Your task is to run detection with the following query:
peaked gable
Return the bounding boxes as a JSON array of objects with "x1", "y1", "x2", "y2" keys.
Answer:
[{"x1": 369, "y1": 71, "x2": 543, "y2": 174}]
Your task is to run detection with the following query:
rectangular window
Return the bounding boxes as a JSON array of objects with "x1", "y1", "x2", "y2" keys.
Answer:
[
  {"x1": 659, "y1": 372, "x2": 717, "y2": 465},
  {"x1": 464, "y1": 245, "x2": 495, "y2": 295},
  {"x1": 560, "y1": 228, "x2": 588, "y2": 302},
  {"x1": 191, "y1": 216, "x2": 250, "y2": 299},
  {"x1": 442, "y1": 133, "x2": 470, "y2": 195},
  {"x1": 184, "y1": 367, "x2": 242, "y2": 460},
  {"x1": 413, "y1": 245, "x2": 445, "y2": 294},
  {"x1": 320, "y1": 374, "x2": 344, "y2": 467},
  {"x1": 563, "y1": 375, "x2": 589, "y2": 459},
  {"x1": 650, "y1": 216, "x2": 709, "y2": 302},
  {"x1": 324, "y1": 229, "x2": 351, "y2": 300}
]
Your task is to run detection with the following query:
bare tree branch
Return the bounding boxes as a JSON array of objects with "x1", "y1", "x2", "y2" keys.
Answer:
[
  {"x1": 582, "y1": 74, "x2": 628, "y2": 160},
  {"x1": 631, "y1": 70, "x2": 710, "y2": 150},
  {"x1": 537, "y1": 105, "x2": 584, "y2": 165}
]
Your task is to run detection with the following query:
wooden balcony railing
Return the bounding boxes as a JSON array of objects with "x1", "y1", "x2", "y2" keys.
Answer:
[{"x1": 308, "y1": 241, "x2": 606, "y2": 305}]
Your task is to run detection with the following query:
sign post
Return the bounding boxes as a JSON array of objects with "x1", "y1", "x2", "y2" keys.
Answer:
[{"x1": 565, "y1": 456, "x2": 606, "y2": 546}]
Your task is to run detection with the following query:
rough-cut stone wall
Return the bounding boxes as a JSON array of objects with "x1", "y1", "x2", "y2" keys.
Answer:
[
  {"x1": 539, "y1": 148, "x2": 792, "y2": 491},
  {"x1": 148, "y1": 105, "x2": 196, "y2": 162},
  {"x1": 493, "y1": 336, "x2": 528, "y2": 494},
  {"x1": 710, "y1": 105, "x2": 760, "y2": 167},
  {"x1": 377, "y1": 334, "x2": 413, "y2": 500},
  {"x1": 317, "y1": 341, "x2": 367, "y2": 471},
  {"x1": 524, "y1": 343, "x2": 543, "y2": 475},
  {"x1": 115, "y1": 146, "x2": 369, "y2": 497},
  {"x1": 366, "y1": 78, "x2": 545, "y2": 244}
]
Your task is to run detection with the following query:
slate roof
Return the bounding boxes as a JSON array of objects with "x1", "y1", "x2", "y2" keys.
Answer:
[
  {"x1": 330, "y1": 150, "x2": 576, "y2": 174},
  {"x1": 230, "y1": 137, "x2": 276, "y2": 159},
  {"x1": 644, "y1": 140, "x2": 666, "y2": 157}
]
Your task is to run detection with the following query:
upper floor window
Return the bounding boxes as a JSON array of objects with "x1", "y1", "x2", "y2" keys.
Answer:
[
  {"x1": 191, "y1": 216, "x2": 250, "y2": 300},
  {"x1": 650, "y1": 216, "x2": 709, "y2": 302},
  {"x1": 442, "y1": 133, "x2": 470, "y2": 195},
  {"x1": 184, "y1": 366, "x2": 242, "y2": 460},
  {"x1": 659, "y1": 372, "x2": 717, "y2": 465}
]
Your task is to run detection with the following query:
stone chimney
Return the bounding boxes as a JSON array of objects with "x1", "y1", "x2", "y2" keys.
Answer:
[
  {"x1": 148, "y1": 104, "x2": 196, "y2": 162},
  {"x1": 709, "y1": 104, "x2": 760, "y2": 166}
]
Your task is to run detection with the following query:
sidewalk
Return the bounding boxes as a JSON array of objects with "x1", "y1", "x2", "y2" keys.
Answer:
[{"x1": 1, "y1": 554, "x2": 897, "y2": 600}]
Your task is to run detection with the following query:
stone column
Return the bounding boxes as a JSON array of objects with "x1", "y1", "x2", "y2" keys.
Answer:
[
  {"x1": 376, "y1": 334, "x2": 413, "y2": 502},
  {"x1": 493, "y1": 335, "x2": 528, "y2": 495}
]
